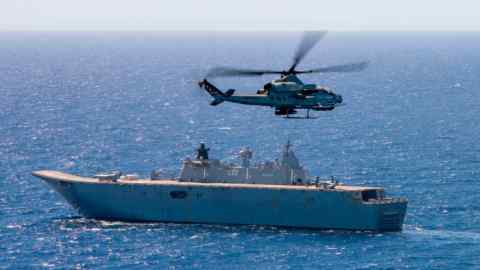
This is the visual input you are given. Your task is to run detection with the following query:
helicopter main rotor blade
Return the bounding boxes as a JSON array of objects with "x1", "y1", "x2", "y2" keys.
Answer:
[
  {"x1": 206, "y1": 66, "x2": 284, "y2": 78},
  {"x1": 299, "y1": 61, "x2": 369, "y2": 74},
  {"x1": 289, "y1": 31, "x2": 327, "y2": 73}
]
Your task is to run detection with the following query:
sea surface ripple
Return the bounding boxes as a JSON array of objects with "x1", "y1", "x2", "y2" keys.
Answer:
[{"x1": 1, "y1": 32, "x2": 480, "y2": 269}]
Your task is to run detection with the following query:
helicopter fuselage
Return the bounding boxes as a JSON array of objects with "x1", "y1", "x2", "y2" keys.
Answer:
[
  {"x1": 223, "y1": 91, "x2": 337, "y2": 109},
  {"x1": 200, "y1": 31, "x2": 368, "y2": 118},
  {"x1": 199, "y1": 74, "x2": 343, "y2": 115}
]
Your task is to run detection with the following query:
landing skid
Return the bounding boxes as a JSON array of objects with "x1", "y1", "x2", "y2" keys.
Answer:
[
  {"x1": 283, "y1": 109, "x2": 317, "y2": 119},
  {"x1": 283, "y1": 116, "x2": 318, "y2": 120}
]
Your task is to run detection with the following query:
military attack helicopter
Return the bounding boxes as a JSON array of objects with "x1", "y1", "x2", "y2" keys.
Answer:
[{"x1": 198, "y1": 31, "x2": 368, "y2": 119}]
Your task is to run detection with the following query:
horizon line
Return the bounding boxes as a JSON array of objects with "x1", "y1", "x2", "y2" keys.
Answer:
[{"x1": 1, "y1": 29, "x2": 480, "y2": 32}]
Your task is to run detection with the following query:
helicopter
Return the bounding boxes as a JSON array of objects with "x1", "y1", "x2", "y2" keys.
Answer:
[{"x1": 198, "y1": 31, "x2": 368, "y2": 119}]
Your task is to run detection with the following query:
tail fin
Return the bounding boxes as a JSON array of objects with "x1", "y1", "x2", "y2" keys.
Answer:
[{"x1": 198, "y1": 79, "x2": 235, "y2": 106}]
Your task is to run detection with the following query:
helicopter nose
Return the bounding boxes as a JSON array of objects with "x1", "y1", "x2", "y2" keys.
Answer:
[{"x1": 336, "y1": 94, "x2": 343, "y2": 104}]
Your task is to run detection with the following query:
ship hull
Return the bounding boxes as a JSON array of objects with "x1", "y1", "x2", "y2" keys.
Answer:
[{"x1": 34, "y1": 171, "x2": 407, "y2": 232}]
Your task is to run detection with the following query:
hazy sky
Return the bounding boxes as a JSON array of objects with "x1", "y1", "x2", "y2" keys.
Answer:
[{"x1": 1, "y1": 0, "x2": 480, "y2": 31}]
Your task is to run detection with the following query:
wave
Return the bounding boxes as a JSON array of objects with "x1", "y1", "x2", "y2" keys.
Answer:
[{"x1": 404, "y1": 225, "x2": 480, "y2": 241}]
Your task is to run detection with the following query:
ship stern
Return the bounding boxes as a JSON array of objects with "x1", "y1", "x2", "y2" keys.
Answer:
[{"x1": 375, "y1": 198, "x2": 408, "y2": 232}]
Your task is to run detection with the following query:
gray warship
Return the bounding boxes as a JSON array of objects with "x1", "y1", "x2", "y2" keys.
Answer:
[{"x1": 33, "y1": 142, "x2": 407, "y2": 231}]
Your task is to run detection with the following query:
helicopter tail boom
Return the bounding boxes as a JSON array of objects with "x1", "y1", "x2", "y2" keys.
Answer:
[{"x1": 198, "y1": 79, "x2": 235, "y2": 106}]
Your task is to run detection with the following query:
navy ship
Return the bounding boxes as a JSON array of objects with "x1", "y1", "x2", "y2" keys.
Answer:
[{"x1": 33, "y1": 143, "x2": 407, "y2": 231}]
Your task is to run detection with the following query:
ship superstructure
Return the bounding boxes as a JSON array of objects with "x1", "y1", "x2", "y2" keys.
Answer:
[{"x1": 177, "y1": 142, "x2": 307, "y2": 185}]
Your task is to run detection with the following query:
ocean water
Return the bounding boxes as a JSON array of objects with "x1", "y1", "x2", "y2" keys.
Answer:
[{"x1": 1, "y1": 32, "x2": 480, "y2": 269}]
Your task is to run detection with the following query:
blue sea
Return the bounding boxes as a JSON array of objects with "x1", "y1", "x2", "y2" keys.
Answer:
[{"x1": 1, "y1": 32, "x2": 480, "y2": 269}]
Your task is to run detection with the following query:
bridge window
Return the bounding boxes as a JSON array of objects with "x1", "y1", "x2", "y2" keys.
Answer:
[{"x1": 361, "y1": 190, "x2": 378, "y2": 201}]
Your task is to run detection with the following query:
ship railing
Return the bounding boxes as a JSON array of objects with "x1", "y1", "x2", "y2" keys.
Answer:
[
  {"x1": 363, "y1": 197, "x2": 408, "y2": 204},
  {"x1": 303, "y1": 176, "x2": 339, "y2": 189}
]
